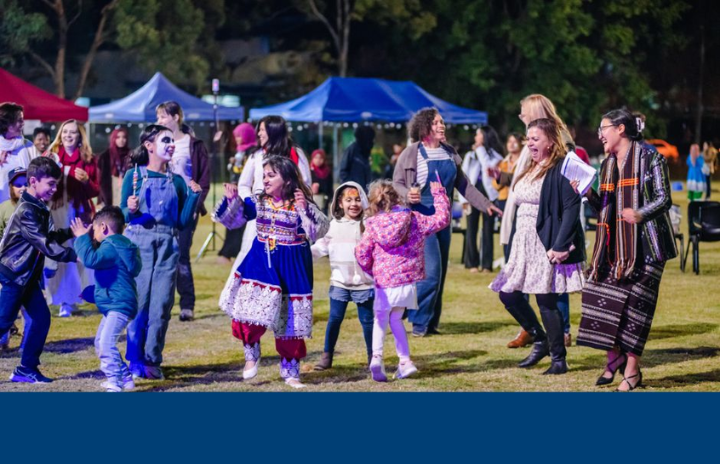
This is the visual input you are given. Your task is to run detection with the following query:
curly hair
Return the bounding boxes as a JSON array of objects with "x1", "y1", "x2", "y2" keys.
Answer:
[
  {"x1": 408, "y1": 107, "x2": 439, "y2": 143},
  {"x1": 0, "y1": 102, "x2": 23, "y2": 136},
  {"x1": 366, "y1": 179, "x2": 404, "y2": 217}
]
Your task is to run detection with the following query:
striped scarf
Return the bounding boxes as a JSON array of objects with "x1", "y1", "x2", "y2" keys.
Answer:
[{"x1": 589, "y1": 142, "x2": 640, "y2": 281}]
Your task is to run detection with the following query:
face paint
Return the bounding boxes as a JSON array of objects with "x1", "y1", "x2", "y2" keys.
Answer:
[{"x1": 155, "y1": 132, "x2": 175, "y2": 161}]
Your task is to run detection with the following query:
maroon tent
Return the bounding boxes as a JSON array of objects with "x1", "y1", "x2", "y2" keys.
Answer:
[{"x1": 0, "y1": 68, "x2": 89, "y2": 121}]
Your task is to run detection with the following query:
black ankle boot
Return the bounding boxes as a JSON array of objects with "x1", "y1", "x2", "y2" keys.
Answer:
[
  {"x1": 542, "y1": 359, "x2": 569, "y2": 375},
  {"x1": 518, "y1": 341, "x2": 549, "y2": 368}
]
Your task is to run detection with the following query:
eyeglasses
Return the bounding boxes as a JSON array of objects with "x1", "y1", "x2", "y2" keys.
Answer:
[{"x1": 597, "y1": 124, "x2": 616, "y2": 137}]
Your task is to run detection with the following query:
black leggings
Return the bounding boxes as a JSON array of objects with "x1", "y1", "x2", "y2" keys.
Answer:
[{"x1": 499, "y1": 291, "x2": 566, "y2": 361}]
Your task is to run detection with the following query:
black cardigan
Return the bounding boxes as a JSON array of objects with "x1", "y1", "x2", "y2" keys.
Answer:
[{"x1": 535, "y1": 162, "x2": 585, "y2": 264}]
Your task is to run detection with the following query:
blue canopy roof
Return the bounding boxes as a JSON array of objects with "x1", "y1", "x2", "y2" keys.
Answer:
[
  {"x1": 89, "y1": 72, "x2": 243, "y2": 122},
  {"x1": 249, "y1": 77, "x2": 487, "y2": 124}
]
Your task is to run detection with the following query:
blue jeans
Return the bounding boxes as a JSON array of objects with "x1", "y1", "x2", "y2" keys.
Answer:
[
  {"x1": 410, "y1": 226, "x2": 451, "y2": 331},
  {"x1": 0, "y1": 275, "x2": 51, "y2": 370},
  {"x1": 126, "y1": 226, "x2": 179, "y2": 367},
  {"x1": 95, "y1": 311, "x2": 132, "y2": 385},
  {"x1": 325, "y1": 287, "x2": 374, "y2": 361}
]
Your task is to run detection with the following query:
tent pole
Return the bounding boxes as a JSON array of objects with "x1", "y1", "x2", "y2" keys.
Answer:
[{"x1": 333, "y1": 124, "x2": 339, "y2": 183}]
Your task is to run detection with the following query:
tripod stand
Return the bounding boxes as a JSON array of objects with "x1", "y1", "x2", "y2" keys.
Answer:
[{"x1": 195, "y1": 81, "x2": 224, "y2": 262}]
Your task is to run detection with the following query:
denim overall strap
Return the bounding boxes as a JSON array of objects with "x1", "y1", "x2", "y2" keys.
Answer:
[
  {"x1": 131, "y1": 167, "x2": 180, "y2": 231},
  {"x1": 415, "y1": 143, "x2": 457, "y2": 216}
]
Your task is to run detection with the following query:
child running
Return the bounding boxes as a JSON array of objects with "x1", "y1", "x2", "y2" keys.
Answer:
[
  {"x1": 120, "y1": 125, "x2": 201, "y2": 380},
  {"x1": 71, "y1": 206, "x2": 142, "y2": 392},
  {"x1": 214, "y1": 155, "x2": 328, "y2": 389},
  {"x1": 311, "y1": 181, "x2": 374, "y2": 370},
  {"x1": 355, "y1": 179, "x2": 450, "y2": 382},
  {"x1": 0, "y1": 157, "x2": 77, "y2": 383}
]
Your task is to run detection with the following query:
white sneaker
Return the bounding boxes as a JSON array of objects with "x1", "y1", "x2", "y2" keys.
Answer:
[
  {"x1": 243, "y1": 360, "x2": 259, "y2": 380},
  {"x1": 369, "y1": 355, "x2": 387, "y2": 382},
  {"x1": 121, "y1": 376, "x2": 136, "y2": 391},
  {"x1": 284, "y1": 378, "x2": 306, "y2": 389},
  {"x1": 395, "y1": 361, "x2": 418, "y2": 379},
  {"x1": 101, "y1": 381, "x2": 123, "y2": 392},
  {"x1": 58, "y1": 304, "x2": 73, "y2": 318}
]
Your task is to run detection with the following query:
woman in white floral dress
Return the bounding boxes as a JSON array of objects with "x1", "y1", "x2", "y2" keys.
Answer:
[{"x1": 490, "y1": 118, "x2": 585, "y2": 375}]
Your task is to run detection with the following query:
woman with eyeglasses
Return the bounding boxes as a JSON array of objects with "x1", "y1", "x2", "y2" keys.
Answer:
[{"x1": 575, "y1": 109, "x2": 677, "y2": 391}]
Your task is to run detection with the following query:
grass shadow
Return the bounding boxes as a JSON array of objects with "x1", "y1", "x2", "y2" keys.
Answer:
[
  {"x1": 648, "y1": 323, "x2": 718, "y2": 341},
  {"x1": 44, "y1": 337, "x2": 95, "y2": 354},
  {"x1": 438, "y1": 321, "x2": 516, "y2": 335},
  {"x1": 652, "y1": 369, "x2": 720, "y2": 388}
]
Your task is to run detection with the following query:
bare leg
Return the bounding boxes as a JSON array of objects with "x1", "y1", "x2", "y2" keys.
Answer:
[
  {"x1": 600, "y1": 347, "x2": 625, "y2": 380},
  {"x1": 617, "y1": 354, "x2": 641, "y2": 391}
]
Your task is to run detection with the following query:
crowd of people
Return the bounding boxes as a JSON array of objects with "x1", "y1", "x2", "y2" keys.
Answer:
[{"x1": 0, "y1": 91, "x2": 695, "y2": 392}]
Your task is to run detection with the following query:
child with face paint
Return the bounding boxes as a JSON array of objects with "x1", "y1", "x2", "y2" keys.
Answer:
[
  {"x1": 310, "y1": 182, "x2": 374, "y2": 371},
  {"x1": 120, "y1": 125, "x2": 202, "y2": 380},
  {"x1": 213, "y1": 155, "x2": 328, "y2": 389}
]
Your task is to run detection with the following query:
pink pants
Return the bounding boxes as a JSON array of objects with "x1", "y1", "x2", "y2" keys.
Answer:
[{"x1": 231, "y1": 320, "x2": 307, "y2": 360}]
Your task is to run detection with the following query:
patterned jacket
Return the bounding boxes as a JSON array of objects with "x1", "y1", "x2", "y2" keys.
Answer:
[
  {"x1": 355, "y1": 185, "x2": 450, "y2": 288},
  {"x1": 587, "y1": 144, "x2": 678, "y2": 264}
]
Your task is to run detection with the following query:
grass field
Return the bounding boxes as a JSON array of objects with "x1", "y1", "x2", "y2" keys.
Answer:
[{"x1": 1, "y1": 186, "x2": 719, "y2": 392}]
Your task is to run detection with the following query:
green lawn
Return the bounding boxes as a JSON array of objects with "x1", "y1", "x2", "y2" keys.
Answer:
[{"x1": 1, "y1": 186, "x2": 719, "y2": 392}]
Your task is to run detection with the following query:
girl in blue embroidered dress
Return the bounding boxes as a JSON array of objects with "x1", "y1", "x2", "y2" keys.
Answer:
[{"x1": 214, "y1": 156, "x2": 328, "y2": 389}]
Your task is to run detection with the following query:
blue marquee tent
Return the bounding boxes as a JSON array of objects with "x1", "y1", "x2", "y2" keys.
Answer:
[
  {"x1": 89, "y1": 72, "x2": 243, "y2": 122},
  {"x1": 249, "y1": 77, "x2": 487, "y2": 124}
]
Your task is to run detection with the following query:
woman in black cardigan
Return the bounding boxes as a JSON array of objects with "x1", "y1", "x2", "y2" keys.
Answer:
[{"x1": 489, "y1": 118, "x2": 585, "y2": 374}]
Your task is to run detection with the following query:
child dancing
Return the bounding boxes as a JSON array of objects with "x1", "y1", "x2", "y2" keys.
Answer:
[
  {"x1": 214, "y1": 155, "x2": 328, "y2": 389},
  {"x1": 71, "y1": 206, "x2": 142, "y2": 392},
  {"x1": 0, "y1": 157, "x2": 77, "y2": 383},
  {"x1": 120, "y1": 125, "x2": 201, "y2": 380},
  {"x1": 311, "y1": 181, "x2": 374, "y2": 370},
  {"x1": 355, "y1": 179, "x2": 450, "y2": 382}
]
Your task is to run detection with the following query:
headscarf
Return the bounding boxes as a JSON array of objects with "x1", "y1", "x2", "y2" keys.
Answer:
[
  {"x1": 310, "y1": 148, "x2": 331, "y2": 180},
  {"x1": 233, "y1": 123, "x2": 257, "y2": 153}
]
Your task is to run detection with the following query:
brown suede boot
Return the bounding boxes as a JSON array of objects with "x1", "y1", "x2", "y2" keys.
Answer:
[
  {"x1": 507, "y1": 330, "x2": 534, "y2": 348},
  {"x1": 313, "y1": 352, "x2": 333, "y2": 371}
]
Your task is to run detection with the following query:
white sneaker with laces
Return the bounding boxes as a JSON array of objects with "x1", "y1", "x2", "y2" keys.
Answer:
[
  {"x1": 369, "y1": 355, "x2": 387, "y2": 382},
  {"x1": 58, "y1": 304, "x2": 73, "y2": 318},
  {"x1": 395, "y1": 361, "x2": 418, "y2": 379}
]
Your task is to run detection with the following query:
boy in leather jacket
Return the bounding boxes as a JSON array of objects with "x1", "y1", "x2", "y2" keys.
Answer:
[{"x1": 0, "y1": 157, "x2": 77, "y2": 383}]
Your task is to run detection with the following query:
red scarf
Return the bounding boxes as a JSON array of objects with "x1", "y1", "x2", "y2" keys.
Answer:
[{"x1": 311, "y1": 162, "x2": 331, "y2": 179}]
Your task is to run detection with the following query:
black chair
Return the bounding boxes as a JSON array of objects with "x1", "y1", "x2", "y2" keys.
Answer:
[{"x1": 683, "y1": 201, "x2": 720, "y2": 274}]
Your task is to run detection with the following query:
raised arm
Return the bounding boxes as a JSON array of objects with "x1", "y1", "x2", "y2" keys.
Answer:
[{"x1": 416, "y1": 183, "x2": 451, "y2": 236}]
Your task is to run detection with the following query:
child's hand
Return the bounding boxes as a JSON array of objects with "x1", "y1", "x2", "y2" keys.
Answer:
[
  {"x1": 188, "y1": 180, "x2": 202, "y2": 194},
  {"x1": 223, "y1": 183, "x2": 238, "y2": 201},
  {"x1": 0, "y1": 151, "x2": 8, "y2": 167},
  {"x1": 294, "y1": 189, "x2": 307, "y2": 211},
  {"x1": 127, "y1": 195, "x2": 139, "y2": 213},
  {"x1": 70, "y1": 217, "x2": 91, "y2": 237},
  {"x1": 429, "y1": 181, "x2": 444, "y2": 194}
]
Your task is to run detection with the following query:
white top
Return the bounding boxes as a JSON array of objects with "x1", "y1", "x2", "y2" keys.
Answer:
[
  {"x1": 238, "y1": 147, "x2": 312, "y2": 198},
  {"x1": 311, "y1": 218, "x2": 373, "y2": 290},
  {"x1": 0, "y1": 135, "x2": 38, "y2": 203},
  {"x1": 415, "y1": 145, "x2": 452, "y2": 186},
  {"x1": 459, "y1": 146, "x2": 503, "y2": 203},
  {"x1": 171, "y1": 134, "x2": 192, "y2": 184}
]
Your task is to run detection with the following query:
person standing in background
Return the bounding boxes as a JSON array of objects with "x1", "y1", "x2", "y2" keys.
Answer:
[
  {"x1": 97, "y1": 128, "x2": 132, "y2": 207},
  {"x1": 687, "y1": 143, "x2": 706, "y2": 201},
  {"x1": 32, "y1": 127, "x2": 51, "y2": 155},
  {"x1": 156, "y1": 101, "x2": 210, "y2": 322},
  {"x1": 340, "y1": 125, "x2": 375, "y2": 191},
  {"x1": 703, "y1": 142, "x2": 717, "y2": 199},
  {"x1": 310, "y1": 148, "x2": 333, "y2": 214}
]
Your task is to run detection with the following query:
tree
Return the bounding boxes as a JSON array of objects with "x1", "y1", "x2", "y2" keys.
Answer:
[{"x1": 0, "y1": 0, "x2": 50, "y2": 67}]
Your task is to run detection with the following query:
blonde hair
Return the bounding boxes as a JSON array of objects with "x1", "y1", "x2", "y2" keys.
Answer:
[
  {"x1": 366, "y1": 179, "x2": 404, "y2": 217},
  {"x1": 47, "y1": 119, "x2": 93, "y2": 162},
  {"x1": 520, "y1": 94, "x2": 574, "y2": 150},
  {"x1": 514, "y1": 118, "x2": 566, "y2": 186}
]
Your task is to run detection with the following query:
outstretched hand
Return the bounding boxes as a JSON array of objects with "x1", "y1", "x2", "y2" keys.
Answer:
[
  {"x1": 70, "y1": 217, "x2": 91, "y2": 238},
  {"x1": 486, "y1": 204, "x2": 503, "y2": 217}
]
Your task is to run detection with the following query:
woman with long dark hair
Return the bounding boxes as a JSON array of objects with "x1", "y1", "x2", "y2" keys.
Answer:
[
  {"x1": 393, "y1": 108, "x2": 502, "y2": 337},
  {"x1": 97, "y1": 127, "x2": 132, "y2": 206},
  {"x1": 461, "y1": 125, "x2": 504, "y2": 273},
  {"x1": 576, "y1": 109, "x2": 676, "y2": 391},
  {"x1": 489, "y1": 118, "x2": 585, "y2": 375}
]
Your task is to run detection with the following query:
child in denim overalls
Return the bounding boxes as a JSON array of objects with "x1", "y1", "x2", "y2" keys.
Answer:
[{"x1": 120, "y1": 125, "x2": 201, "y2": 380}]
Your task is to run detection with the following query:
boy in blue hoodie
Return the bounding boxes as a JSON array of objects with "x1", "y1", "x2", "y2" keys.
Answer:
[{"x1": 72, "y1": 206, "x2": 142, "y2": 392}]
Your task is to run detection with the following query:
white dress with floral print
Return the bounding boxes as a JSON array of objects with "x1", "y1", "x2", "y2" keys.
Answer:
[{"x1": 490, "y1": 168, "x2": 585, "y2": 294}]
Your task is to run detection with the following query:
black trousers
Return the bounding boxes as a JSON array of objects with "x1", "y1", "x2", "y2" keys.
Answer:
[
  {"x1": 177, "y1": 215, "x2": 199, "y2": 311},
  {"x1": 464, "y1": 203, "x2": 495, "y2": 270},
  {"x1": 499, "y1": 291, "x2": 566, "y2": 361},
  {"x1": 218, "y1": 225, "x2": 244, "y2": 259}
]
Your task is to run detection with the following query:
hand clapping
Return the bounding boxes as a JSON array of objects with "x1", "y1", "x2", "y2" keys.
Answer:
[{"x1": 70, "y1": 217, "x2": 91, "y2": 238}]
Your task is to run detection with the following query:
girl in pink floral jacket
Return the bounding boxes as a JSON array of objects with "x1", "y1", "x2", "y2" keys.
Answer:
[{"x1": 355, "y1": 180, "x2": 449, "y2": 382}]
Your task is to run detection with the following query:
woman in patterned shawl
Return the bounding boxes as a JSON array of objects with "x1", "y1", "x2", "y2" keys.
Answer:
[{"x1": 575, "y1": 109, "x2": 677, "y2": 391}]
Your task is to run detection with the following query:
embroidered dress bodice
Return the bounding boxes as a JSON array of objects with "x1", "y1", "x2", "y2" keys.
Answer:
[{"x1": 255, "y1": 198, "x2": 307, "y2": 247}]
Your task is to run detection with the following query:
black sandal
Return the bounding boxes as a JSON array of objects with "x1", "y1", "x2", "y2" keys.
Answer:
[
  {"x1": 595, "y1": 353, "x2": 627, "y2": 386},
  {"x1": 615, "y1": 370, "x2": 643, "y2": 392}
]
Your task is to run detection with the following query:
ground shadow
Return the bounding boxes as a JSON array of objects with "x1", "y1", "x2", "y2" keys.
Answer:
[
  {"x1": 437, "y1": 321, "x2": 516, "y2": 335},
  {"x1": 44, "y1": 337, "x2": 95, "y2": 354},
  {"x1": 652, "y1": 369, "x2": 720, "y2": 388},
  {"x1": 648, "y1": 323, "x2": 718, "y2": 341}
]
